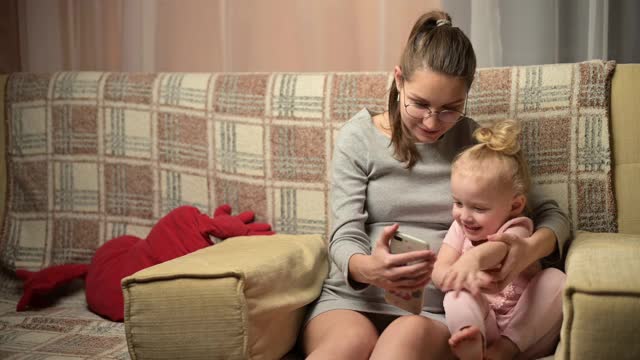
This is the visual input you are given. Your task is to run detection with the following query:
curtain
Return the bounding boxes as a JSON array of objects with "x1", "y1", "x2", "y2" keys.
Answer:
[
  {"x1": 12, "y1": 0, "x2": 443, "y2": 73},
  {"x1": 443, "y1": 0, "x2": 640, "y2": 67}
]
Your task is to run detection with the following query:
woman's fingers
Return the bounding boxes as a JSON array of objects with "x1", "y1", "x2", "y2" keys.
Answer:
[
  {"x1": 389, "y1": 276, "x2": 431, "y2": 291},
  {"x1": 385, "y1": 263, "x2": 433, "y2": 290},
  {"x1": 387, "y1": 260, "x2": 432, "y2": 281},
  {"x1": 390, "y1": 250, "x2": 435, "y2": 266},
  {"x1": 376, "y1": 224, "x2": 399, "y2": 252}
]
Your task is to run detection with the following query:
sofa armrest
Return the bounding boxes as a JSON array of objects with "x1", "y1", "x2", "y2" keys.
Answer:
[
  {"x1": 122, "y1": 234, "x2": 328, "y2": 360},
  {"x1": 556, "y1": 231, "x2": 640, "y2": 360}
]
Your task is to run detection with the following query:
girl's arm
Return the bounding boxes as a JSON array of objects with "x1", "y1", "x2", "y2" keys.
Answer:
[
  {"x1": 432, "y1": 243, "x2": 460, "y2": 290},
  {"x1": 437, "y1": 221, "x2": 532, "y2": 295},
  {"x1": 457, "y1": 241, "x2": 509, "y2": 271},
  {"x1": 435, "y1": 241, "x2": 506, "y2": 295}
]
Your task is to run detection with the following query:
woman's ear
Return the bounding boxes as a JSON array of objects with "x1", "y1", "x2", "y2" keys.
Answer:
[
  {"x1": 510, "y1": 194, "x2": 526, "y2": 217},
  {"x1": 394, "y1": 66, "x2": 403, "y2": 92}
]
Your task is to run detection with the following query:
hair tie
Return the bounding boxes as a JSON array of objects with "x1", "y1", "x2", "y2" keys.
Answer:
[{"x1": 436, "y1": 19, "x2": 451, "y2": 27}]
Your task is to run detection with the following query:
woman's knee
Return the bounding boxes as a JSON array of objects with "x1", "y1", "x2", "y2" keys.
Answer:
[
  {"x1": 303, "y1": 310, "x2": 378, "y2": 360},
  {"x1": 390, "y1": 315, "x2": 449, "y2": 339},
  {"x1": 386, "y1": 316, "x2": 451, "y2": 348},
  {"x1": 375, "y1": 316, "x2": 454, "y2": 360}
]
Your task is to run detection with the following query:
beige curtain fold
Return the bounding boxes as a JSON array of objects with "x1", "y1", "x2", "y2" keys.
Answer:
[{"x1": 14, "y1": 0, "x2": 441, "y2": 73}]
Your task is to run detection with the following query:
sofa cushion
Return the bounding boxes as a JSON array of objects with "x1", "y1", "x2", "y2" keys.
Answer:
[
  {"x1": 610, "y1": 64, "x2": 640, "y2": 234},
  {"x1": 557, "y1": 231, "x2": 640, "y2": 359},
  {"x1": 122, "y1": 234, "x2": 327, "y2": 360}
]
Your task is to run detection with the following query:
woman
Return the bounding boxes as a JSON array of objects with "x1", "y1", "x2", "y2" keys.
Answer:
[{"x1": 302, "y1": 10, "x2": 569, "y2": 360}]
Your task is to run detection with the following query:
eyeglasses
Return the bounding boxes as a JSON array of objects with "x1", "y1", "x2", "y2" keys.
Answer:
[{"x1": 402, "y1": 84, "x2": 467, "y2": 124}]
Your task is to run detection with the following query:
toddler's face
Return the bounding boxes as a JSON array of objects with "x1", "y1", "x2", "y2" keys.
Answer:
[{"x1": 450, "y1": 170, "x2": 518, "y2": 241}]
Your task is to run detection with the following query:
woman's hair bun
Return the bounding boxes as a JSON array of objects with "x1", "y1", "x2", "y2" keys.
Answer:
[{"x1": 413, "y1": 11, "x2": 452, "y2": 45}]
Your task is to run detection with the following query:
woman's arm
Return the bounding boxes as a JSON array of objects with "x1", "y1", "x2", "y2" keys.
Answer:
[
  {"x1": 488, "y1": 227, "x2": 557, "y2": 289},
  {"x1": 327, "y1": 120, "x2": 373, "y2": 291},
  {"x1": 328, "y1": 116, "x2": 434, "y2": 292},
  {"x1": 488, "y1": 214, "x2": 555, "y2": 290},
  {"x1": 527, "y1": 186, "x2": 572, "y2": 264}
]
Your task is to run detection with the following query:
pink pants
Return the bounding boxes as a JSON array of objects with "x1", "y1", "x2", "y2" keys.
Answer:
[{"x1": 443, "y1": 268, "x2": 566, "y2": 359}]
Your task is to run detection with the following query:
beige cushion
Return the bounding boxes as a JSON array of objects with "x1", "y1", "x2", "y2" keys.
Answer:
[
  {"x1": 122, "y1": 234, "x2": 327, "y2": 360},
  {"x1": 557, "y1": 231, "x2": 640, "y2": 359},
  {"x1": 611, "y1": 64, "x2": 640, "y2": 234}
]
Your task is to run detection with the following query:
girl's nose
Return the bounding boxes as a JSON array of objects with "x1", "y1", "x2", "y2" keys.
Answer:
[{"x1": 461, "y1": 208, "x2": 473, "y2": 222}]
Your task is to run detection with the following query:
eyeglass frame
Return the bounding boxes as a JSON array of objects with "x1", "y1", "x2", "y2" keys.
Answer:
[{"x1": 401, "y1": 82, "x2": 468, "y2": 123}]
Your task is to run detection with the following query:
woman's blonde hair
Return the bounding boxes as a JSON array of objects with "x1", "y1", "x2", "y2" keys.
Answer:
[
  {"x1": 453, "y1": 119, "x2": 531, "y2": 198},
  {"x1": 388, "y1": 10, "x2": 476, "y2": 169}
]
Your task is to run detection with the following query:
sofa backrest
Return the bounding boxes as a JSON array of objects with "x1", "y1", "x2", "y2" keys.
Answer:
[
  {"x1": 610, "y1": 64, "x2": 640, "y2": 234},
  {"x1": 0, "y1": 60, "x2": 620, "y2": 272}
]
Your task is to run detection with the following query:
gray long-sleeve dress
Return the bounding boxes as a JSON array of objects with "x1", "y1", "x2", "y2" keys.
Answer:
[{"x1": 305, "y1": 108, "x2": 571, "y2": 324}]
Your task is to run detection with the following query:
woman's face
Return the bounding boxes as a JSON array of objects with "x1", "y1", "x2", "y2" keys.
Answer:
[{"x1": 395, "y1": 67, "x2": 468, "y2": 143}]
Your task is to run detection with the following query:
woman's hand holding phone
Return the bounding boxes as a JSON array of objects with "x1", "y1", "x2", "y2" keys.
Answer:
[{"x1": 352, "y1": 223, "x2": 435, "y2": 292}]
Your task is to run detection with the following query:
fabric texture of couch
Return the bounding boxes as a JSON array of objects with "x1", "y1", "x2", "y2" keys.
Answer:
[{"x1": 0, "y1": 61, "x2": 638, "y2": 359}]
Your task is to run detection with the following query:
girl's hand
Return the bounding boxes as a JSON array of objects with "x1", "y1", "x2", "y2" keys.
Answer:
[
  {"x1": 440, "y1": 257, "x2": 494, "y2": 296},
  {"x1": 487, "y1": 232, "x2": 534, "y2": 291},
  {"x1": 356, "y1": 224, "x2": 436, "y2": 292}
]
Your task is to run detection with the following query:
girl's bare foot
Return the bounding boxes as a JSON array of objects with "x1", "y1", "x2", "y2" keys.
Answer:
[
  {"x1": 448, "y1": 326, "x2": 483, "y2": 360},
  {"x1": 485, "y1": 336, "x2": 520, "y2": 360}
]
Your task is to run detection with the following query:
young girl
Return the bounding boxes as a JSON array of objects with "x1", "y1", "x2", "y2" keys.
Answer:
[{"x1": 433, "y1": 119, "x2": 566, "y2": 360}]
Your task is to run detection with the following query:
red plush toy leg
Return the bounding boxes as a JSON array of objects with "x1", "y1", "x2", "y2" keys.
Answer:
[
  {"x1": 16, "y1": 263, "x2": 89, "y2": 311},
  {"x1": 85, "y1": 235, "x2": 151, "y2": 322}
]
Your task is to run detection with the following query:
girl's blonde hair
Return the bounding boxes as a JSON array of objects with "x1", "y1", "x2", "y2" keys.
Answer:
[
  {"x1": 389, "y1": 10, "x2": 476, "y2": 169},
  {"x1": 453, "y1": 119, "x2": 531, "y2": 197}
]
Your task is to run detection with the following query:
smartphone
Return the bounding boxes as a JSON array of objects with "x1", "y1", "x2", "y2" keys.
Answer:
[{"x1": 384, "y1": 231, "x2": 430, "y2": 314}]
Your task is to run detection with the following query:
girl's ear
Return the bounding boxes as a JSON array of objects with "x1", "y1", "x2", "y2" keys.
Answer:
[
  {"x1": 510, "y1": 194, "x2": 526, "y2": 217},
  {"x1": 394, "y1": 66, "x2": 403, "y2": 92}
]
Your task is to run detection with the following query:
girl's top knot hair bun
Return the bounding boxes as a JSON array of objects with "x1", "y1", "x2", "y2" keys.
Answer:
[{"x1": 473, "y1": 119, "x2": 522, "y2": 156}]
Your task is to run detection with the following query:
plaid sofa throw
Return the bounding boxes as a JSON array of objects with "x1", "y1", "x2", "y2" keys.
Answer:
[{"x1": 1, "y1": 60, "x2": 616, "y2": 272}]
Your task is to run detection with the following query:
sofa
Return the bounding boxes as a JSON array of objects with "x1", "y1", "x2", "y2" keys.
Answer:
[{"x1": 0, "y1": 61, "x2": 638, "y2": 360}]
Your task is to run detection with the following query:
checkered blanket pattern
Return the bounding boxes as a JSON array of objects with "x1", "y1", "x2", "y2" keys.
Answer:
[
  {"x1": 1, "y1": 61, "x2": 616, "y2": 274},
  {"x1": 467, "y1": 61, "x2": 617, "y2": 233}
]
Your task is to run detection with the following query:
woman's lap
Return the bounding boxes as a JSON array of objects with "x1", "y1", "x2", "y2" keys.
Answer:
[{"x1": 303, "y1": 309, "x2": 453, "y2": 360}]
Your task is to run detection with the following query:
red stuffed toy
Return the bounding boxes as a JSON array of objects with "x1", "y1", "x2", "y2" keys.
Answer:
[{"x1": 16, "y1": 205, "x2": 274, "y2": 321}]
